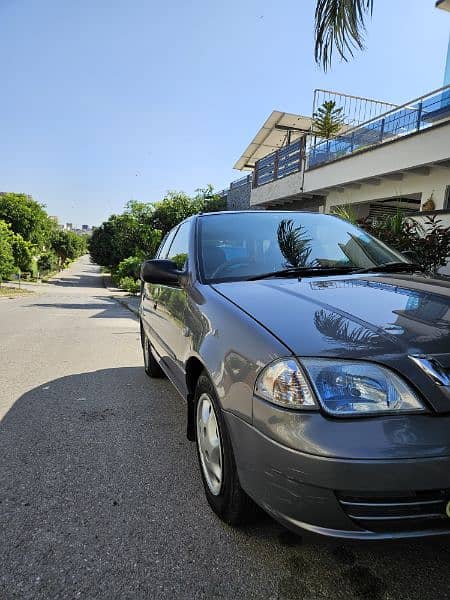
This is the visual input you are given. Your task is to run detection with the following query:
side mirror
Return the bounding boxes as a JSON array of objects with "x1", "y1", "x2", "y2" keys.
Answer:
[{"x1": 140, "y1": 259, "x2": 184, "y2": 285}]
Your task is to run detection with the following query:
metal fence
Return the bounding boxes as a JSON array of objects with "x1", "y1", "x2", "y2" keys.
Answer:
[
  {"x1": 253, "y1": 138, "x2": 304, "y2": 187},
  {"x1": 308, "y1": 84, "x2": 450, "y2": 169}
]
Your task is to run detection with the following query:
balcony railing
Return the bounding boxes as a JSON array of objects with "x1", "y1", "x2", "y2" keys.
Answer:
[
  {"x1": 308, "y1": 84, "x2": 450, "y2": 169},
  {"x1": 253, "y1": 138, "x2": 304, "y2": 187},
  {"x1": 252, "y1": 84, "x2": 450, "y2": 187}
]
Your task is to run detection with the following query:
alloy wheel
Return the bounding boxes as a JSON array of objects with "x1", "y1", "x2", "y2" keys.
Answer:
[{"x1": 196, "y1": 393, "x2": 223, "y2": 496}]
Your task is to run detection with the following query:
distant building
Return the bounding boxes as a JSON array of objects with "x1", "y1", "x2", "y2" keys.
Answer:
[
  {"x1": 65, "y1": 223, "x2": 73, "y2": 231},
  {"x1": 82, "y1": 224, "x2": 90, "y2": 231}
]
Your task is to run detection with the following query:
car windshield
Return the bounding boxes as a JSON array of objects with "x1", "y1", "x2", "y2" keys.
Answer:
[{"x1": 198, "y1": 212, "x2": 409, "y2": 283}]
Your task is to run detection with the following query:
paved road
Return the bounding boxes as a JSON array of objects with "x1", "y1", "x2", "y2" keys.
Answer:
[{"x1": 1, "y1": 257, "x2": 450, "y2": 600}]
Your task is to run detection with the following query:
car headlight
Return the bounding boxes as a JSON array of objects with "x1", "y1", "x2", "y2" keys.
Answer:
[{"x1": 255, "y1": 358, "x2": 426, "y2": 416}]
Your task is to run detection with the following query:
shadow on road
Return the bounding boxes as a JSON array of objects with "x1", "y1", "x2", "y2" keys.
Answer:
[
  {"x1": 1, "y1": 368, "x2": 450, "y2": 600},
  {"x1": 29, "y1": 296, "x2": 134, "y2": 319}
]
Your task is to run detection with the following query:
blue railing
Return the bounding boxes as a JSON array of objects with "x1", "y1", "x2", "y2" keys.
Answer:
[
  {"x1": 308, "y1": 84, "x2": 450, "y2": 169},
  {"x1": 253, "y1": 138, "x2": 304, "y2": 187}
]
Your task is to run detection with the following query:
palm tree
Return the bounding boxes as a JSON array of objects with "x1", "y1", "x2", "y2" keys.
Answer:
[
  {"x1": 315, "y1": 0, "x2": 374, "y2": 71},
  {"x1": 312, "y1": 100, "x2": 345, "y2": 139}
]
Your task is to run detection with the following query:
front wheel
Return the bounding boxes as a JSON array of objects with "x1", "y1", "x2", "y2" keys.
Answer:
[{"x1": 194, "y1": 373, "x2": 255, "y2": 525}]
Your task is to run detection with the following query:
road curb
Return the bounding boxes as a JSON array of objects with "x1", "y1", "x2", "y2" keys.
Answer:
[{"x1": 116, "y1": 296, "x2": 140, "y2": 317}]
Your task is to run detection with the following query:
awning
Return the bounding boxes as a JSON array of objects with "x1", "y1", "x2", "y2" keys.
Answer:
[{"x1": 234, "y1": 111, "x2": 312, "y2": 171}]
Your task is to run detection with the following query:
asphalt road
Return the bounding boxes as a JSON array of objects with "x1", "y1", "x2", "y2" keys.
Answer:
[{"x1": 1, "y1": 256, "x2": 449, "y2": 600}]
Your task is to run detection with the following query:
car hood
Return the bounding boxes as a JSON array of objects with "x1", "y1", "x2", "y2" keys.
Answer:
[{"x1": 213, "y1": 272, "x2": 450, "y2": 360}]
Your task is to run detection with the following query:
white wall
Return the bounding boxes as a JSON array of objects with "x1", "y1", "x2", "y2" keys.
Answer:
[{"x1": 324, "y1": 166, "x2": 450, "y2": 212}]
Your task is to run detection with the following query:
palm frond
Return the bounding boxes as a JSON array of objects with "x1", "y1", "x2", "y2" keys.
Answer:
[{"x1": 315, "y1": 0, "x2": 374, "y2": 71}]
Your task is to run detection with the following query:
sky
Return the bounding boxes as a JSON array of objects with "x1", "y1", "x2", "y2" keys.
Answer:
[{"x1": 0, "y1": 0, "x2": 449, "y2": 227}]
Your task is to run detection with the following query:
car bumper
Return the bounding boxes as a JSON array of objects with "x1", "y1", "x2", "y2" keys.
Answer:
[{"x1": 224, "y1": 411, "x2": 450, "y2": 540}]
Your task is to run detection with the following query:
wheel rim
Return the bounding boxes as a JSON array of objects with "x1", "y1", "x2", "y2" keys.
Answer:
[{"x1": 196, "y1": 393, "x2": 223, "y2": 496}]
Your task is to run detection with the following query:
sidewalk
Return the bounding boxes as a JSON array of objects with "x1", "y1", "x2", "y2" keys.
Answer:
[{"x1": 116, "y1": 295, "x2": 140, "y2": 317}]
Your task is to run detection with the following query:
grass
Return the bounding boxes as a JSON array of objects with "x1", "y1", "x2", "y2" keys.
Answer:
[{"x1": 0, "y1": 286, "x2": 33, "y2": 298}]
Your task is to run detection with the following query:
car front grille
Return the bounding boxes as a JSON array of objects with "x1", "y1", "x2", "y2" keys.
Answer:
[{"x1": 337, "y1": 489, "x2": 450, "y2": 533}]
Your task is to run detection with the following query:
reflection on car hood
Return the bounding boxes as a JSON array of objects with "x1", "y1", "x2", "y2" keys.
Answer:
[{"x1": 213, "y1": 273, "x2": 450, "y2": 358}]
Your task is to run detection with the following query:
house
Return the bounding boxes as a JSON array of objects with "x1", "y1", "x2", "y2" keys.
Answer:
[{"x1": 229, "y1": 83, "x2": 450, "y2": 222}]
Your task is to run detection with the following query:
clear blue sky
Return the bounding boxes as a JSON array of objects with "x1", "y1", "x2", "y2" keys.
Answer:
[{"x1": 0, "y1": 0, "x2": 449, "y2": 226}]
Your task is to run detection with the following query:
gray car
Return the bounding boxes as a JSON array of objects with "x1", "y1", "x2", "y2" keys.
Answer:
[{"x1": 139, "y1": 210, "x2": 450, "y2": 540}]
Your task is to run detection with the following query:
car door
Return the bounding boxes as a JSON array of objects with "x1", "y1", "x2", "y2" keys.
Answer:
[
  {"x1": 141, "y1": 226, "x2": 177, "y2": 347},
  {"x1": 145, "y1": 220, "x2": 192, "y2": 393}
]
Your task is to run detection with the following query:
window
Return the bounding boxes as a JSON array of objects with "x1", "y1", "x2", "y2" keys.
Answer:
[
  {"x1": 157, "y1": 228, "x2": 178, "y2": 259},
  {"x1": 198, "y1": 212, "x2": 407, "y2": 283},
  {"x1": 167, "y1": 220, "x2": 191, "y2": 269},
  {"x1": 444, "y1": 186, "x2": 450, "y2": 210}
]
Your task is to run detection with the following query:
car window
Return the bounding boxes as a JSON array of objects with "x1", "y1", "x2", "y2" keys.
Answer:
[
  {"x1": 198, "y1": 212, "x2": 407, "y2": 282},
  {"x1": 167, "y1": 220, "x2": 190, "y2": 269},
  {"x1": 157, "y1": 228, "x2": 178, "y2": 259}
]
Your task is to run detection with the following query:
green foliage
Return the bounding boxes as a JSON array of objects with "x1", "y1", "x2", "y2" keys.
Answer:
[
  {"x1": 313, "y1": 100, "x2": 345, "y2": 139},
  {"x1": 51, "y1": 230, "x2": 86, "y2": 267},
  {"x1": 89, "y1": 185, "x2": 225, "y2": 270},
  {"x1": 331, "y1": 204, "x2": 358, "y2": 224},
  {"x1": 10, "y1": 234, "x2": 33, "y2": 272},
  {"x1": 118, "y1": 276, "x2": 140, "y2": 295},
  {"x1": 37, "y1": 252, "x2": 58, "y2": 275},
  {"x1": 112, "y1": 256, "x2": 143, "y2": 284},
  {"x1": 277, "y1": 219, "x2": 312, "y2": 268},
  {"x1": 0, "y1": 220, "x2": 15, "y2": 280},
  {"x1": 0, "y1": 193, "x2": 55, "y2": 249},
  {"x1": 409, "y1": 216, "x2": 450, "y2": 274},
  {"x1": 89, "y1": 203, "x2": 162, "y2": 269},
  {"x1": 315, "y1": 0, "x2": 374, "y2": 71},
  {"x1": 364, "y1": 213, "x2": 450, "y2": 274}
]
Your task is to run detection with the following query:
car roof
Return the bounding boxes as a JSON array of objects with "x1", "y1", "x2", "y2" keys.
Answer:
[{"x1": 197, "y1": 210, "x2": 326, "y2": 218}]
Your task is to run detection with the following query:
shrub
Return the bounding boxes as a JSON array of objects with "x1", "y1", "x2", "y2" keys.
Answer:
[
  {"x1": 37, "y1": 252, "x2": 58, "y2": 275},
  {"x1": 119, "y1": 276, "x2": 140, "y2": 295},
  {"x1": 363, "y1": 213, "x2": 450, "y2": 275},
  {"x1": 112, "y1": 256, "x2": 142, "y2": 285}
]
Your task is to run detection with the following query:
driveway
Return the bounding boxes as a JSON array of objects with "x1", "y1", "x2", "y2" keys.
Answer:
[{"x1": 1, "y1": 256, "x2": 449, "y2": 600}]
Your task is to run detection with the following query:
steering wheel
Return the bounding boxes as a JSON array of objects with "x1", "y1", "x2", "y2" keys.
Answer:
[{"x1": 211, "y1": 258, "x2": 255, "y2": 278}]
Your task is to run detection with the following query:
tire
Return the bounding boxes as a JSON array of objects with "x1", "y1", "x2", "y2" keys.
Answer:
[
  {"x1": 141, "y1": 324, "x2": 165, "y2": 378},
  {"x1": 194, "y1": 373, "x2": 255, "y2": 526}
]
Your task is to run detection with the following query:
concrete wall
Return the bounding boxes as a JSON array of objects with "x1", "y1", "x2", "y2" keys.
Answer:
[
  {"x1": 324, "y1": 166, "x2": 450, "y2": 212},
  {"x1": 303, "y1": 122, "x2": 450, "y2": 194},
  {"x1": 226, "y1": 180, "x2": 251, "y2": 210}
]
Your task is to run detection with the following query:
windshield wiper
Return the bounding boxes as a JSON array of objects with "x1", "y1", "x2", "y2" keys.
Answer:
[
  {"x1": 246, "y1": 266, "x2": 356, "y2": 281},
  {"x1": 351, "y1": 261, "x2": 422, "y2": 274}
]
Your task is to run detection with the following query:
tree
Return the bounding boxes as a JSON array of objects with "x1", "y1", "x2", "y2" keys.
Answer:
[
  {"x1": 312, "y1": 100, "x2": 345, "y2": 139},
  {"x1": 51, "y1": 230, "x2": 86, "y2": 267},
  {"x1": 315, "y1": 0, "x2": 374, "y2": 71},
  {"x1": 150, "y1": 191, "x2": 200, "y2": 236},
  {"x1": 89, "y1": 209, "x2": 161, "y2": 269},
  {"x1": 0, "y1": 220, "x2": 15, "y2": 280},
  {"x1": 0, "y1": 193, "x2": 55, "y2": 249},
  {"x1": 10, "y1": 233, "x2": 33, "y2": 272},
  {"x1": 89, "y1": 185, "x2": 226, "y2": 271}
]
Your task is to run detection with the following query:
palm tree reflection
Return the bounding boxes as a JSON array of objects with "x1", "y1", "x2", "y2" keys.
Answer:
[
  {"x1": 314, "y1": 309, "x2": 387, "y2": 349},
  {"x1": 277, "y1": 219, "x2": 313, "y2": 268}
]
